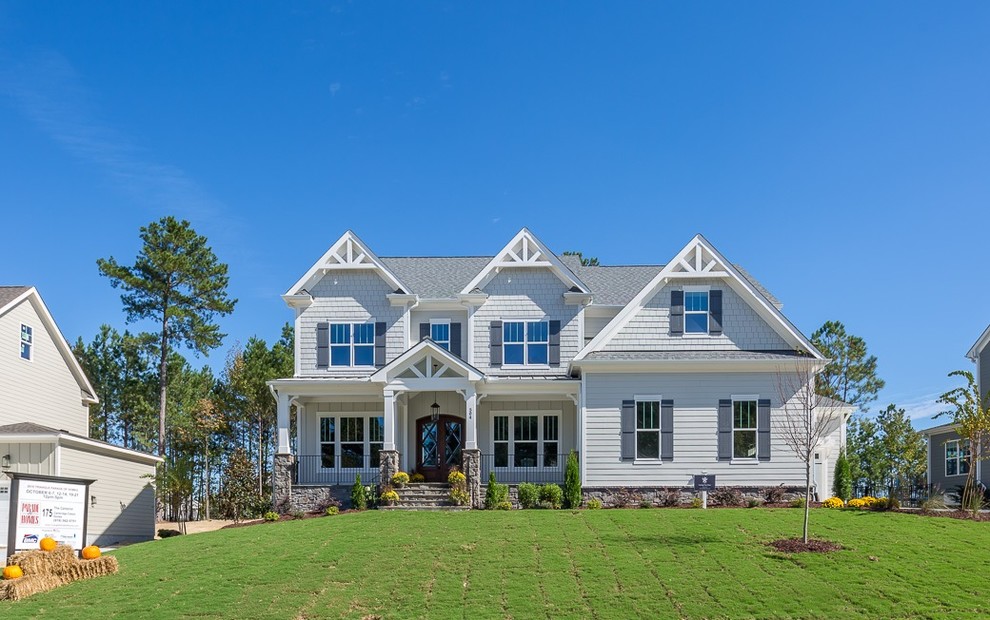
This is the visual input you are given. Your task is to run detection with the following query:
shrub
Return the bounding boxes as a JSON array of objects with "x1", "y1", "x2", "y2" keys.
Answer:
[
  {"x1": 847, "y1": 497, "x2": 869, "y2": 509},
  {"x1": 495, "y1": 500, "x2": 513, "y2": 510},
  {"x1": 448, "y1": 469, "x2": 467, "y2": 487},
  {"x1": 710, "y1": 487, "x2": 744, "y2": 507},
  {"x1": 316, "y1": 497, "x2": 341, "y2": 513},
  {"x1": 290, "y1": 510, "x2": 305, "y2": 519},
  {"x1": 410, "y1": 473, "x2": 426, "y2": 483},
  {"x1": 586, "y1": 498, "x2": 603, "y2": 510},
  {"x1": 657, "y1": 488, "x2": 682, "y2": 507},
  {"x1": 832, "y1": 450, "x2": 853, "y2": 502},
  {"x1": 325, "y1": 506, "x2": 339, "y2": 516},
  {"x1": 484, "y1": 472, "x2": 509, "y2": 509},
  {"x1": 822, "y1": 497, "x2": 845, "y2": 509},
  {"x1": 351, "y1": 474, "x2": 367, "y2": 510},
  {"x1": 380, "y1": 488, "x2": 400, "y2": 506},
  {"x1": 789, "y1": 496, "x2": 806, "y2": 508},
  {"x1": 263, "y1": 511, "x2": 280, "y2": 522},
  {"x1": 747, "y1": 498, "x2": 762, "y2": 508},
  {"x1": 391, "y1": 472, "x2": 410, "y2": 488},
  {"x1": 762, "y1": 485, "x2": 786, "y2": 504},
  {"x1": 563, "y1": 450, "x2": 582, "y2": 509},
  {"x1": 450, "y1": 489, "x2": 470, "y2": 506},
  {"x1": 639, "y1": 499, "x2": 653, "y2": 509},
  {"x1": 540, "y1": 484, "x2": 563, "y2": 509},
  {"x1": 517, "y1": 482, "x2": 540, "y2": 509},
  {"x1": 364, "y1": 485, "x2": 378, "y2": 508},
  {"x1": 920, "y1": 487, "x2": 946, "y2": 512},
  {"x1": 869, "y1": 496, "x2": 900, "y2": 512},
  {"x1": 448, "y1": 467, "x2": 469, "y2": 506},
  {"x1": 690, "y1": 497, "x2": 703, "y2": 509},
  {"x1": 158, "y1": 528, "x2": 182, "y2": 538}
]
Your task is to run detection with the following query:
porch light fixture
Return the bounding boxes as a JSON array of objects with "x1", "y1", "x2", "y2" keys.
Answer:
[
  {"x1": 430, "y1": 392, "x2": 441, "y2": 422},
  {"x1": 0, "y1": 454, "x2": 9, "y2": 469}
]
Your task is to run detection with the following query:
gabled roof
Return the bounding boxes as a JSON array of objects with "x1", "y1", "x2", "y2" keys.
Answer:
[
  {"x1": 574, "y1": 234, "x2": 825, "y2": 362},
  {"x1": 285, "y1": 231, "x2": 411, "y2": 297},
  {"x1": 379, "y1": 257, "x2": 491, "y2": 299},
  {"x1": 967, "y1": 324, "x2": 990, "y2": 362},
  {"x1": 370, "y1": 338, "x2": 483, "y2": 383},
  {"x1": 0, "y1": 286, "x2": 98, "y2": 404},
  {"x1": 460, "y1": 228, "x2": 589, "y2": 294},
  {"x1": 0, "y1": 422, "x2": 161, "y2": 463}
]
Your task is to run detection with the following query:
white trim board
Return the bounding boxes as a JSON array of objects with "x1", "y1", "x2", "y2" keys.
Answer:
[{"x1": 285, "y1": 230, "x2": 410, "y2": 297}]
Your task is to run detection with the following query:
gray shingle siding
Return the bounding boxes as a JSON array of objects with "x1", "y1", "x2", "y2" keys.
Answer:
[
  {"x1": 602, "y1": 278, "x2": 790, "y2": 352},
  {"x1": 298, "y1": 271, "x2": 406, "y2": 376},
  {"x1": 980, "y1": 347, "x2": 990, "y2": 402},
  {"x1": 472, "y1": 268, "x2": 580, "y2": 377},
  {"x1": 926, "y1": 429, "x2": 990, "y2": 493}
]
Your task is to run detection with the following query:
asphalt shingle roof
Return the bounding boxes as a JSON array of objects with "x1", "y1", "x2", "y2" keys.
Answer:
[{"x1": 0, "y1": 286, "x2": 30, "y2": 309}]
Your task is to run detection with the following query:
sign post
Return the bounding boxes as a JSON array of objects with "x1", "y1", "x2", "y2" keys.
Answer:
[
  {"x1": 694, "y1": 473, "x2": 716, "y2": 510},
  {"x1": 6, "y1": 473, "x2": 94, "y2": 558}
]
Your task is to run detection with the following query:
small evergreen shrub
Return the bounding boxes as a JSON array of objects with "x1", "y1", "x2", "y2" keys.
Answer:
[
  {"x1": 290, "y1": 510, "x2": 305, "y2": 519},
  {"x1": 690, "y1": 497, "x2": 703, "y2": 509},
  {"x1": 563, "y1": 450, "x2": 582, "y2": 509},
  {"x1": 391, "y1": 472, "x2": 410, "y2": 488},
  {"x1": 517, "y1": 482, "x2": 540, "y2": 509},
  {"x1": 657, "y1": 488, "x2": 682, "y2": 507},
  {"x1": 789, "y1": 496, "x2": 806, "y2": 509},
  {"x1": 586, "y1": 498, "x2": 603, "y2": 509},
  {"x1": 539, "y1": 484, "x2": 563, "y2": 509},
  {"x1": 639, "y1": 499, "x2": 653, "y2": 509},
  {"x1": 351, "y1": 474, "x2": 367, "y2": 510},
  {"x1": 325, "y1": 506, "x2": 339, "y2": 516},
  {"x1": 747, "y1": 498, "x2": 762, "y2": 508},
  {"x1": 263, "y1": 511, "x2": 280, "y2": 522},
  {"x1": 832, "y1": 450, "x2": 853, "y2": 502},
  {"x1": 762, "y1": 485, "x2": 786, "y2": 504},
  {"x1": 484, "y1": 472, "x2": 509, "y2": 509},
  {"x1": 710, "y1": 487, "x2": 744, "y2": 507},
  {"x1": 158, "y1": 528, "x2": 182, "y2": 538}
]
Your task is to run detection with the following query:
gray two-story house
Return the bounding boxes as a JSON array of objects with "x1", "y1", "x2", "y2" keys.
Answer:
[
  {"x1": 270, "y1": 229, "x2": 846, "y2": 509},
  {"x1": 921, "y1": 325, "x2": 990, "y2": 496}
]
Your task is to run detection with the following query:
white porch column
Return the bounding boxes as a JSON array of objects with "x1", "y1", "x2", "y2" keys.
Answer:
[
  {"x1": 276, "y1": 390, "x2": 292, "y2": 454},
  {"x1": 384, "y1": 389, "x2": 397, "y2": 451},
  {"x1": 464, "y1": 386, "x2": 478, "y2": 450}
]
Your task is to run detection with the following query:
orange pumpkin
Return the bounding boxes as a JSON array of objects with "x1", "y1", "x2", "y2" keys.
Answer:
[
  {"x1": 2, "y1": 565, "x2": 23, "y2": 580},
  {"x1": 39, "y1": 537, "x2": 57, "y2": 552},
  {"x1": 81, "y1": 545, "x2": 101, "y2": 560}
]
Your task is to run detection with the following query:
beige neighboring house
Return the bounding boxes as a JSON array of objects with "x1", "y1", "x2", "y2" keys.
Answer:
[{"x1": 0, "y1": 286, "x2": 160, "y2": 550}]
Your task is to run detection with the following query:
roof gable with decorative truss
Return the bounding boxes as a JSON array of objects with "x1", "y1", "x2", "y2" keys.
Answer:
[
  {"x1": 285, "y1": 231, "x2": 410, "y2": 298},
  {"x1": 371, "y1": 338, "x2": 483, "y2": 385},
  {"x1": 574, "y1": 234, "x2": 825, "y2": 362},
  {"x1": 460, "y1": 228, "x2": 589, "y2": 295}
]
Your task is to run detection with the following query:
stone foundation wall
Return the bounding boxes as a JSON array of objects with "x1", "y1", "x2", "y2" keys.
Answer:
[
  {"x1": 288, "y1": 486, "x2": 354, "y2": 513},
  {"x1": 462, "y1": 450, "x2": 482, "y2": 508},
  {"x1": 582, "y1": 486, "x2": 806, "y2": 508},
  {"x1": 273, "y1": 454, "x2": 295, "y2": 512}
]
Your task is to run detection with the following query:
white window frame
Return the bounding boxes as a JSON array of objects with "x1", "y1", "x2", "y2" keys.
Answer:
[
  {"x1": 945, "y1": 439, "x2": 971, "y2": 477},
  {"x1": 731, "y1": 395, "x2": 759, "y2": 462},
  {"x1": 634, "y1": 395, "x2": 662, "y2": 462},
  {"x1": 317, "y1": 414, "x2": 384, "y2": 470},
  {"x1": 683, "y1": 286, "x2": 710, "y2": 336},
  {"x1": 490, "y1": 410, "x2": 562, "y2": 469},
  {"x1": 502, "y1": 319, "x2": 550, "y2": 366},
  {"x1": 20, "y1": 323, "x2": 33, "y2": 361},
  {"x1": 329, "y1": 322, "x2": 376, "y2": 367},
  {"x1": 430, "y1": 319, "x2": 451, "y2": 352}
]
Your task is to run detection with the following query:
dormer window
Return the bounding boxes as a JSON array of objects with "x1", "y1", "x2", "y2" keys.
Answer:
[
  {"x1": 684, "y1": 291, "x2": 709, "y2": 334},
  {"x1": 504, "y1": 321, "x2": 549, "y2": 365},
  {"x1": 20, "y1": 324, "x2": 32, "y2": 361},
  {"x1": 430, "y1": 320, "x2": 451, "y2": 351},
  {"x1": 330, "y1": 323, "x2": 375, "y2": 367}
]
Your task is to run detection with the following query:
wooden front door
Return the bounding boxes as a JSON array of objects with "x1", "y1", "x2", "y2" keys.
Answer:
[{"x1": 416, "y1": 415, "x2": 464, "y2": 482}]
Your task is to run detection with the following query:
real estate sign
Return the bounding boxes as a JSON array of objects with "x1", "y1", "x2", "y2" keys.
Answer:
[{"x1": 6, "y1": 473, "x2": 93, "y2": 554}]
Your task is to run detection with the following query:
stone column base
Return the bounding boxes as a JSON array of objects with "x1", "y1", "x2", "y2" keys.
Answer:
[
  {"x1": 273, "y1": 453, "x2": 295, "y2": 513},
  {"x1": 379, "y1": 450, "x2": 400, "y2": 487},
  {"x1": 461, "y1": 449, "x2": 482, "y2": 509}
]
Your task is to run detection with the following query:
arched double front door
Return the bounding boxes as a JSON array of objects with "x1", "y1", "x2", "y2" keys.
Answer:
[{"x1": 415, "y1": 415, "x2": 463, "y2": 482}]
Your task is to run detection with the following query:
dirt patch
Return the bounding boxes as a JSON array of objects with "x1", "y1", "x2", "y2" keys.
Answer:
[
  {"x1": 912, "y1": 509, "x2": 990, "y2": 522},
  {"x1": 768, "y1": 538, "x2": 843, "y2": 553}
]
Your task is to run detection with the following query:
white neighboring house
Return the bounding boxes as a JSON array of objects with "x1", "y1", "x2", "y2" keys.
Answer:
[
  {"x1": 0, "y1": 286, "x2": 160, "y2": 550},
  {"x1": 269, "y1": 229, "x2": 851, "y2": 509}
]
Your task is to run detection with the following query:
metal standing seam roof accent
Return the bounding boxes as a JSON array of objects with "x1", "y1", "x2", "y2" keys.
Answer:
[
  {"x1": 376, "y1": 256, "x2": 781, "y2": 307},
  {"x1": 0, "y1": 286, "x2": 31, "y2": 309},
  {"x1": 581, "y1": 350, "x2": 809, "y2": 361}
]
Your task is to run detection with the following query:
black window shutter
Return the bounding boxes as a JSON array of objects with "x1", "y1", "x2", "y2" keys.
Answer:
[
  {"x1": 758, "y1": 399, "x2": 771, "y2": 461},
  {"x1": 490, "y1": 320, "x2": 503, "y2": 366},
  {"x1": 670, "y1": 290, "x2": 684, "y2": 336},
  {"x1": 661, "y1": 399, "x2": 674, "y2": 461},
  {"x1": 316, "y1": 323, "x2": 329, "y2": 368},
  {"x1": 450, "y1": 323, "x2": 462, "y2": 358},
  {"x1": 621, "y1": 399, "x2": 636, "y2": 460},
  {"x1": 548, "y1": 320, "x2": 561, "y2": 366},
  {"x1": 374, "y1": 322, "x2": 387, "y2": 367},
  {"x1": 717, "y1": 399, "x2": 732, "y2": 461},
  {"x1": 709, "y1": 290, "x2": 723, "y2": 336},
  {"x1": 419, "y1": 323, "x2": 430, "y2": 341}
]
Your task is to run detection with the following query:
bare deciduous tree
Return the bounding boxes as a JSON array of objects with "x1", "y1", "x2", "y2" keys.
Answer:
[{"x1": 776, "y1": 364, "x2": 847, "y2": 543}]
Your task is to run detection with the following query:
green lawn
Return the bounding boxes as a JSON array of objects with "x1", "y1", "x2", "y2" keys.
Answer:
[{"x1": 2, "y1": 509, "x2": 988, "y2": 619}]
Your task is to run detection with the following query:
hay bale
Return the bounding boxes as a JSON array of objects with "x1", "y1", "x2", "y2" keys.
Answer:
[{"x1": 0, "y1": 545, "x2": 119, "y2": 601}]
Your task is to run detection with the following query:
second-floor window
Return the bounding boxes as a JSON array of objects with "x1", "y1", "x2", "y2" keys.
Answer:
[
  {"x1": 504, "y1": 321, "x2": 548, "y2": 365},
  {"x1": 684, "y1": 291, "x2": 709, "y2": 334},
  {"x1": 430, "y1": 320, "x2": 450, "y2": 351},
  {"x1": 330, "y1": 323, "x2": 375, "y2": 366},
  {"x1": 20, "y1": 324, "x2": 32, "y2": 361}
]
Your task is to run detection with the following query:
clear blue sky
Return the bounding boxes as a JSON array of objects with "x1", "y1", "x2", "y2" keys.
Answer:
[{"x1": 2, "y1": 3, "x2": 989, "y2": 428}]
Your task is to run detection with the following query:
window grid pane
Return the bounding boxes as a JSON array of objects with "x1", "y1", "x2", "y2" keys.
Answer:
[
  {"x1": 330, "y1": 324, "x2": 350, "y2": 344},
  {"x1": 340, "y1": 417, "x2": 364, "y2": 443},
  {"x1": 494, "y1": 416, "x2": 509, "y2": 442},
  {"x1": 685, "y1": 292, "x2": 709, "y2": 312},
  {"x1": 369, "y1": 417, "x2": 384, "y2": 443},
  {"x1": 330, "y1": 346, "x2": 351, "y2": 366},
  {"x1": 353, "y1": 323, "x2": 375, "y2": 344},
  {"x1": 544, "y1": 416, "x2": 559, "y2": 441},
  {"x1": 527, "y1": 321, "x2": 549, "y2": 343},
  {"x1": 637, "y1": 431, "x2": 660, "y2": 459},
  {"x1": 637, "y1": 401, "x2": 660, "y2": 430},
  {"x1": 514, "y1": 416, "x2": 538, "y2": 441},
  {"x1": 733, "y1": 401, "x2": 757, "y2": 429},
  {"x1": 320, "y1": 417, "x2": 335, "y2": 443},
  {"x1": 353, "y1": 345, "x2": 374, "y2": 366},
  {"x1": 504, "y1": 322, "x2": 525, "y2": 343}
]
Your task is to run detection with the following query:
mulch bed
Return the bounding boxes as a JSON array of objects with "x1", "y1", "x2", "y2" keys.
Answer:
[
  {"x1": 768, "y1": 538, "x2": 843, "y2": 553},
  {"x1": 912, "y1": 509, "x2": 990, "y2": 522}
]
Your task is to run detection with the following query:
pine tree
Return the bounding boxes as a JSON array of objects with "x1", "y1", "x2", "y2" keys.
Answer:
[{"x1": 563, "y1": 450, "x2": 582, "y2": 508}]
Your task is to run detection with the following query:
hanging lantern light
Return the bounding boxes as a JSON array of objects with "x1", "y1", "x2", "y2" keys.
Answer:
[{"x1": 430, "y1": 392, "x2": 440, "y2": 421}]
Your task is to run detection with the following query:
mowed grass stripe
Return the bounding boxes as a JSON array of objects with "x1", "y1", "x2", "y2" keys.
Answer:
[{"x1": 3, "y1": 509, "x2": 990, "y2": 619}]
